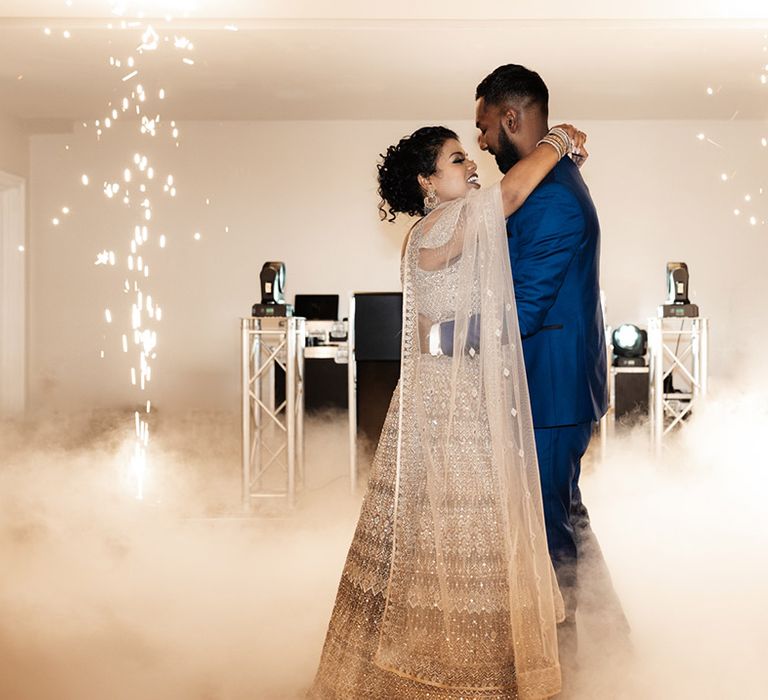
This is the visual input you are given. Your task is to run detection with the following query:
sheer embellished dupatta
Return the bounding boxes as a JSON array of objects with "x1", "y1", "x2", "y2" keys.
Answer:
[{"x1": 373, "y1": 183, "x2": 564, "y2": 699}]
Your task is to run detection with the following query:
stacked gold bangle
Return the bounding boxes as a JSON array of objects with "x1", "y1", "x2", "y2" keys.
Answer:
[{"x1": 536, "y1": 127, "x2": 573, "y2": 160}]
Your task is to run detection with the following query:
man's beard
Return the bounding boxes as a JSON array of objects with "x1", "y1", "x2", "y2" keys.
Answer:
[{"x1": 493, "y1": 127, "x2": 521, "y2": 174}]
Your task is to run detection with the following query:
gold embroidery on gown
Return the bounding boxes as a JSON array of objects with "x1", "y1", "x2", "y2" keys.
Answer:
[{"x1": 311, "y1": 184, "x2": 563, "y2": 699}]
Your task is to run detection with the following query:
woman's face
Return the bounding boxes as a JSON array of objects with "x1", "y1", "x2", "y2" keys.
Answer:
[{"x1": 420, "y1": 138, "x2": 479, "y2": 206}]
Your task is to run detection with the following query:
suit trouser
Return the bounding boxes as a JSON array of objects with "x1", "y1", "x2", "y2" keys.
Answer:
[
  {"x1": 533, "y1": 421, "x2": 593, "y2": 619},
  {"x1": 534, "y1": 421, "x2": 630, "y2": 663}
]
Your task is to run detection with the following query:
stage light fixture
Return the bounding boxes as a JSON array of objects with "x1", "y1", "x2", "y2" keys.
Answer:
[
  {"x1": 611, "y1": 323, "x2": 648, "y2": 367},
  {"x1": 252, "y1": 261, "x2": 293, "y2": 317},
  {"x1": 666, "y1": 262, "x2": 690, "y2": 304},
  {"x1": 661, "y1": 262, "x2": 699, "y2": 318},
  {"x1": 260, "y1": 261, "x2": 286, "y2": 304}
]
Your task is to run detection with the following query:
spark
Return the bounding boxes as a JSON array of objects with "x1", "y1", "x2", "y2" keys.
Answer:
[
  {"x1": 122, "y1": 334, "x2": 128, "y2": 352},
  {"x1": 52, "y1": 217, "x2": 60, "y2": 226},
  {"x1": 17, "y1": 245, "x2": 24, "y2": 252},
  {"x1": 749, "y1": 216, "x2": 758, "y2": 225},
  {"x1": 139, "y1": 26, "x2": 159, "y2": 51},
  {"x1": 81, "y1": 174, "x2": 89, "y2": 185},
  {"x1": 105, "y1": 309, "x2": 113, "y2": 323},
  {"x1": 159, "y1": 88, "x2": 165, "y2": 99},
  {"x1": 122, "y1": 70, "x2": 139, "y2": 82},
  {"x1": 182, "y1": 58, "x2": 195, "y2": 66},
  {"x1": 696, "y1": 133, "x2": 705, "y2": 141},
  {"x1": 63, "y1": 30, "x2": 71, "y2": 39},
  {"x1": 62, "y1": 206, "x2": 70, "y2": 214},
  {"x1": 159, "y1": 234, "x2": 166, "y2": 248},
  {"x1": 43, "y1": 28, "x2": 51, "y2": 36},
  {"x1": 734, "y1": 209, "x2": 741, "y2": 216},
  {"x1": 225, "y1": 25, "x2": 239, "y2": 32},
  {"x1": 124, "y1": 168, "x2": 132, "y2": 182},
  {"x1": 720, "y1": 173, "x2": 729, "y2": 182},
  {"x1": 706, "y1": 86, "x2": 714, "y2": 95},
  {"x1": 193, "y1": 232, "x2": 201, "y2": 240}
]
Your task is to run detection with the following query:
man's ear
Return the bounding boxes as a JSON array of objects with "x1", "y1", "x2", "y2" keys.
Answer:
[{"x1": 501, "y1": 107, "x2": 519, "y2": 138}]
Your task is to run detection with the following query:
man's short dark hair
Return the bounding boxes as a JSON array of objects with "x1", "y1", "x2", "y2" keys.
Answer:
[{"x1": 476, "y1": 64, "x2": 549, "y2": 118}]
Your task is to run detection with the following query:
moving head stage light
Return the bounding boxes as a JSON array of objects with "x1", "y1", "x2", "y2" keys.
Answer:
[
  {"x1": 661, "y1": 262, "x2": 699, "y2": 318},
  {"x1": 252, "y1": 261, "x2": 294, "y2": 317},
  {"x1": 611, "y1": 323, "x2": 648, "y2": 367}
]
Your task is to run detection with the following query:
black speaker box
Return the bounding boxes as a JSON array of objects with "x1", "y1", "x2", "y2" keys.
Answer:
[
  {"x1": 614, "y1": 371, "x2": 649, "y2": 426},
  {"x1": 354, "y1": 293, "x2": 402, "y2": 362},
  {"x1": 353, "y1": 293, "x2": 403, "y2": 443}
]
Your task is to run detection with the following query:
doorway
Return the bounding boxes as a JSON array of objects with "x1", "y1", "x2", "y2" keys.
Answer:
[{"x1": 0, "y1": 170, "x2": 26, "y2": 415}]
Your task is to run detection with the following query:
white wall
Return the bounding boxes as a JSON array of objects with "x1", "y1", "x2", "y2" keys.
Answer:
[
  {"x1": 0, "y1": 116, "x2": 29, "y2": 180},
  {"x1": 28, "y1": 119, "x2": 767, "y2": 411}
]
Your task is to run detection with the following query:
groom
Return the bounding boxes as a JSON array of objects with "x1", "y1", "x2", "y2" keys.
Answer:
[{"x1": 438, "y1": 64, "x2": 625, "y2": 659}]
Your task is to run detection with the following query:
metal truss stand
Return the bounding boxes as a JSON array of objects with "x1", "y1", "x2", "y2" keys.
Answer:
[
  {"x1": 648, "y1": 316, "x2": 709, "y2": 454},
  {"x1": 241, "y1": 316, "x2": 306, "y2": 510}
]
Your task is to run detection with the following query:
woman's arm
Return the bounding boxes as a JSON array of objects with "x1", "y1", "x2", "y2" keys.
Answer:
[{"x1": 499, "y1": 124, "x2": 585, "y2": 217}]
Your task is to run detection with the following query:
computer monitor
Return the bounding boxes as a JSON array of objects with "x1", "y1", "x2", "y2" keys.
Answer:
[{"x1": 294, "y1": 294, "x2": 339, "y2": 321}]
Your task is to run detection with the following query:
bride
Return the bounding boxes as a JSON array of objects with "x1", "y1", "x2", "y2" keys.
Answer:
[{"x1": 311, "y1": 123, "x2": 585, "y2": 700}]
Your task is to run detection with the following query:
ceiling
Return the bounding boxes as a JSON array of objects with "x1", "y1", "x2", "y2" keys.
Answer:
[{"x1": 1, "y1": 1, "x2": 767, "y2": 125}]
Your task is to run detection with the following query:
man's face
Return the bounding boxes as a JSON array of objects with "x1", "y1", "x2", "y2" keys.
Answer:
[{"x1": 475, "y1": 97, "x2": 521, "y2": 174}]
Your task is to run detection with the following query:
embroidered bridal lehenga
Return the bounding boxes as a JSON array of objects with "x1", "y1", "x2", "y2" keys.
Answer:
[{"x1": 311, "y1": 184, "x2": 564, "y2": 700}]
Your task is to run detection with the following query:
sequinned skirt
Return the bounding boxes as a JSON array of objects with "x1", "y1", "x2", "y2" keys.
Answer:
[{"x1": 311, "y1": 358, "x2": 537, "y2": 699}]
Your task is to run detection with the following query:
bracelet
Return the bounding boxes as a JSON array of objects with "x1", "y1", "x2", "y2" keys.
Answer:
[{"x1": 536, "y1": 127, "x2": 573, "y2": 160}]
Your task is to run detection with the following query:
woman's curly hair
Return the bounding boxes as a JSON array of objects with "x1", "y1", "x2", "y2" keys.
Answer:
[{"x1": 377, "y1": 126, "x2": 458, "y2": 222}]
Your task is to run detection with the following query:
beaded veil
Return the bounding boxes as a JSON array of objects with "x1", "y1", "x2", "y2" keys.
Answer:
[{"x1": 312, "y1": 183, "x2": 563, "y2": 700}]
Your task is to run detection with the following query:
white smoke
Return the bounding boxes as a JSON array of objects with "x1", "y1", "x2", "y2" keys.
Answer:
[{"x1": 1, "y1": 385, "x2": 766, "y2": 699}]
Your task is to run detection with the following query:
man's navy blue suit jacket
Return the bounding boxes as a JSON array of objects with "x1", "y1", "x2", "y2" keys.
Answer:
[{"x1": 508, "y1": 157, "x2": 608, "y2": 428}]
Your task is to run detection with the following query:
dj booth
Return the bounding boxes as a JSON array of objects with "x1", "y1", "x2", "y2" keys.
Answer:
[{"x1": 240, "y1": 292, "x2": 402, "y2": 510}]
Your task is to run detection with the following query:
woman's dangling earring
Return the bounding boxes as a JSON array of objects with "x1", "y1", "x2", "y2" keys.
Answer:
[{"x1": 423, "y1": 186, "x2": 439, "y2": 213}]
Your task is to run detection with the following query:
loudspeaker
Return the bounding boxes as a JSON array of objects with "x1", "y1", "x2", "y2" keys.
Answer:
[
  {"x1": 354, "y1": 293, "x2": 402, "y2": 362},
  {"x1": 353, "y1": 292, "x2": 403, "y2": 444},
  {"x1": 614, "y1": 371, "x2": 649, "y2": 426}
]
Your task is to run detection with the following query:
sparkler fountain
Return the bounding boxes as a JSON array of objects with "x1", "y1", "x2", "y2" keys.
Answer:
[{"x1": 71, "y1": 4, "x2": 199, "y2": 500}]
